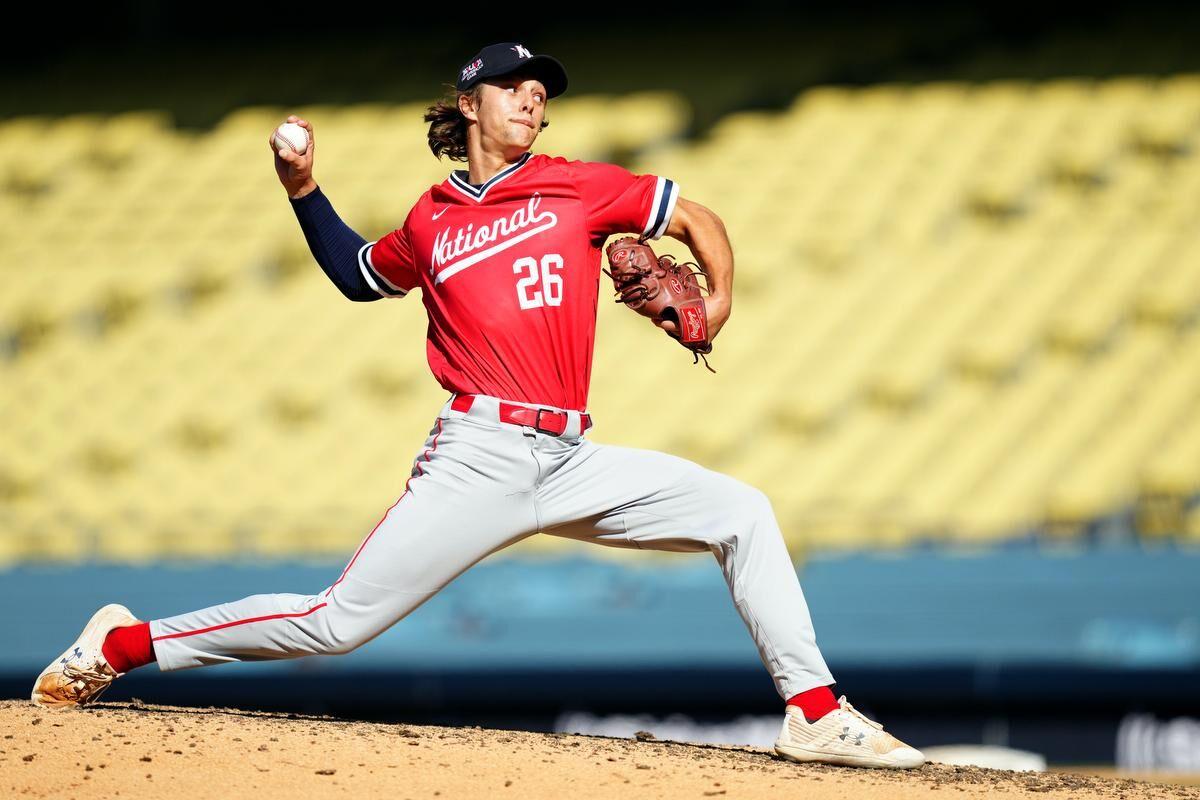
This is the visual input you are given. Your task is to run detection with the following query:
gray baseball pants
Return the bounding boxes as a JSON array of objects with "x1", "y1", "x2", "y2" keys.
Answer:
[{"x1": 149, "y1": 394, "x2": 834, "y2": 700}]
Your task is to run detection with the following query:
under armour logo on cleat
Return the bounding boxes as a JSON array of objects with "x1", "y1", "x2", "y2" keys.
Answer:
[{"x1": 838, "y1": 727, "x2": 866, "y2": 746}]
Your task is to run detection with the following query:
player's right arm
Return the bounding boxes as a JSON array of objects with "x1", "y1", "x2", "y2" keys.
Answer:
[{"x1": 272, "y1": 115, "x2": 415, "y2": 303}]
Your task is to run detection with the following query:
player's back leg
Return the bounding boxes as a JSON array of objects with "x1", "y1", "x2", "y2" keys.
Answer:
[
  {"x1": 33, "y1": 413, "x2": 541, "y2": 706},
  {"x1": 149, "y1": 416, "x2": 539, "y2": 671}
]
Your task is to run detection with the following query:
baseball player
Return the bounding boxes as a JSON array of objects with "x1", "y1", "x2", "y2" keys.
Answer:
[{"x1": 31, "y1": 43, "x2": 924, "y2": 769}]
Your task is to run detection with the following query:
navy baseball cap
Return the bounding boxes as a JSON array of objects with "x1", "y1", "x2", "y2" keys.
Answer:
[{"x1": 456, "y1": 43, "x2": 568, "y2": 98}]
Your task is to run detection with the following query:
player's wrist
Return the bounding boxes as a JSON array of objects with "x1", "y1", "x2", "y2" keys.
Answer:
[
  {"x1": 707, "y1": 290, "x2": 732, "y2": 309},
  {"x1": 288, "y1": 180, "x2": 319, "y2": 201}
]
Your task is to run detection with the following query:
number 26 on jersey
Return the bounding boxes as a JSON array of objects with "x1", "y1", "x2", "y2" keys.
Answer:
[{"x1": 514, "y1": 254, "x2": 563, "y2": 310}]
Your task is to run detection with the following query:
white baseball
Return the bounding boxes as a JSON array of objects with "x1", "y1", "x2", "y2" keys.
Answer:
[{"x1": 273, "y1": 122, "x2": 309, "y2": 155}]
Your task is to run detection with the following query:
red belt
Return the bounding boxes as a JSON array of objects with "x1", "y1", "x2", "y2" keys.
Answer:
[{"x1": 451, "y1": 394, "x2": 592, "y2": 436}]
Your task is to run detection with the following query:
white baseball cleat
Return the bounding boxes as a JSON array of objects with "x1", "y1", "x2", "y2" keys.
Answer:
[
  {"x1": 774, "y1": 695, "x2": 926, "y2": 769},
  {"x1": 30, "y1": 603, "x2": 139, "y2": 708}
]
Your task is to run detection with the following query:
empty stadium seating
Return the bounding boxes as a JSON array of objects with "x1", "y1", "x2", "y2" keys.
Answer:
[{"x1": 2, "y1": 78, "x2": 1198, "y2": 565}]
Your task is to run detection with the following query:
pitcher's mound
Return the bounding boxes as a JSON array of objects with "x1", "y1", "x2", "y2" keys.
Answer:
[{"x1": 2, "y1": 700, "x2": 1194, "y2": 799}]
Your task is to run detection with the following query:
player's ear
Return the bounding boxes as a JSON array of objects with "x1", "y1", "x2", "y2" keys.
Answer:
[{"x1": 458, "y1": 88, "x2": 481, "y2": 123}]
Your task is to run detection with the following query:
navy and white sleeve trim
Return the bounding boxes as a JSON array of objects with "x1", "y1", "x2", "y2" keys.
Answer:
[
  {"x1": 642, "y1": 177, "x2": 679, "y2": 241},
  {"x1": 357, "y1": 243, "x2": 408, "y2": 298}
]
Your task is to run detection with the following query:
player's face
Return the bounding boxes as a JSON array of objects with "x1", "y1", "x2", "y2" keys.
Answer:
[{"x1": 470, "y1": 74, "x2": 547, "y2": 157}]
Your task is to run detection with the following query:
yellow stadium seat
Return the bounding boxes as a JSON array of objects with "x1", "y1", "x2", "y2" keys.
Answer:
[{"x1": 5, "y1": 75, "x2": 1200, "y2": 564}]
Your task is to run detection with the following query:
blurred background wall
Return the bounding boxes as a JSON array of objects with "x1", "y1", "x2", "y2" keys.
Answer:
[{"x1": 3, "y1": 1, "x2": 1199, "y2": 774}]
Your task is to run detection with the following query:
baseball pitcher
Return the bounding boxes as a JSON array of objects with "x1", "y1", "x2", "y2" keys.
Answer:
[{"x1": 32, "y1": 42, "x2": 923, "y2": 769}]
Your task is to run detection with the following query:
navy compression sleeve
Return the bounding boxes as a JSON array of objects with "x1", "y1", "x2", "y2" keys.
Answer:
[{"x1": 289, "y1": 187, "x2": 378, "y2": 302}]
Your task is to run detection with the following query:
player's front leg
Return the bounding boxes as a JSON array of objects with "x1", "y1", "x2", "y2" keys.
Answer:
[
  {"x1": 538, "y1": 439, "x2": 833, "y2": 696},
  {"x1": 535, "y1": 438, "x2": 924, "y2": 769}
]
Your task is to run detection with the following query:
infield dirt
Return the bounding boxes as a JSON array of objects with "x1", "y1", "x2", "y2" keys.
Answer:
[{"x1": 2, "y1": 700, "x2": 1195, "y2": 799}]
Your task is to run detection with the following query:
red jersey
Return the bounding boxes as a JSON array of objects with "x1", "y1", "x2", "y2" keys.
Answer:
[{"x1": 357, "y1": 152, "x2": 679, "y2": 412}]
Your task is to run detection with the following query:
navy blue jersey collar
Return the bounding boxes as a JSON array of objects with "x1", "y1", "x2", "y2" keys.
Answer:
[{"x1": 448, "y1": 152, "x2": 533, "y2": 201}]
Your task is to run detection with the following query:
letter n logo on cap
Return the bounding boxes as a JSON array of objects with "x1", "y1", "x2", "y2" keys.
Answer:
[{"x1": 512, "y1": 45, "x2": 531, "y2": 59}]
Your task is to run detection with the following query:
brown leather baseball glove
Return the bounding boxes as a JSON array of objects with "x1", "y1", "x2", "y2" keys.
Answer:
[{"x1": 604, "y1": 236, "x2": 715, "y2": 371}]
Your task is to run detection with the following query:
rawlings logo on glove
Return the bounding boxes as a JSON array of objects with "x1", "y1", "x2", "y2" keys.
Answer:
[{"x1": 603, "y1": 236, "x2": 715, "y2": 372}]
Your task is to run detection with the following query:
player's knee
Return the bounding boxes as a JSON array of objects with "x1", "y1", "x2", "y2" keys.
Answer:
[
  {"x1": 310, "y1": 594, "x2": 376, "y2": 656},
  {"x1": 708, "y1": 479, "x2": 776, "y2": 543},
  {"x1": 318, "y1": 620, "x2": 372, "y2": 656},
  {"x1": 725, "y1": 480, "x2": 774, "y2": 522},
  {"x1": 319, "y1": 638, "x2": 362, "y2": 657},
  {"x1": 728, "y1": 483, "x2": 782, "y2": 547}
]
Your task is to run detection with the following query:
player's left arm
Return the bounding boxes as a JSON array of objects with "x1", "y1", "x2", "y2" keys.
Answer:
[{"x1": 658, "y1": 197, "x2": 733, "y2": 339}]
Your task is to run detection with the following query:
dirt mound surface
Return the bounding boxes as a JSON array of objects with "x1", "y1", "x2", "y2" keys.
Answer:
[{"x1": 1, "y1": 700, "x2": 1195, "y2": 799}]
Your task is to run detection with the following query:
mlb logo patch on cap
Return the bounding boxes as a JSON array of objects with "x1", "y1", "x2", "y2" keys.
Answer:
[{"x1": 461, "y1": 58, "x2": 483, "y2": 83}]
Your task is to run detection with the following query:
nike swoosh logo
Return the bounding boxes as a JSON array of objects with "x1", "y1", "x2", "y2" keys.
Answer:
[{"x1": 432, "y1": 208, "x2": 449, "y2": 220}]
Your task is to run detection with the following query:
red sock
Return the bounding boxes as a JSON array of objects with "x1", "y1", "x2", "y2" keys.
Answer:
[
  {"x1": 101, "y1": 622, "x2": 155, "y2": 674},
  {"x1": 786, "y1": 685, "x2": 839, "y2": 722}
]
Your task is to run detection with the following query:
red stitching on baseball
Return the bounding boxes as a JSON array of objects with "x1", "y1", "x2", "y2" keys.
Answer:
[{"x1": 274, "y1": 124, "x2": 306, "y2": 154}]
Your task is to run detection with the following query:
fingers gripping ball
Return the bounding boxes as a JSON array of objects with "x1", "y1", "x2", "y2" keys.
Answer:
[
  {"x1": 604, "y1": 236, "x2": 715, "y2": 371},
  {"x1": 273, "y1": 122, "x2": 309, "y2": 155}
]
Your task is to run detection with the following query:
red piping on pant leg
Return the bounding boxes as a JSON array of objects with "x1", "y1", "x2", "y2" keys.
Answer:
[
  {"x1": 409, "y1": 416, "x2": 444, "y2": 481},
  {"x1": 151, "y1": 602, "x2": 329, "y2": 642},
  {"x1": 324, "y1": 418, "x2": 445, "y2": 599}
]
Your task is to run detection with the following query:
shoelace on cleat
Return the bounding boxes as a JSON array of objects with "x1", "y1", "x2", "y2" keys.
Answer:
[
  {"x1": 58, "y1": 662, "x2": 116, "y2": 705},
  {"x1": 838, "y1": 698, "x2": 885, "y2": 731}
]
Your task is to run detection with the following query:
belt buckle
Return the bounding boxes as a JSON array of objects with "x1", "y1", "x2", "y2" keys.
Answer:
[{"x1": 534, "y1": 408, "x2": 564, "y2": 436}]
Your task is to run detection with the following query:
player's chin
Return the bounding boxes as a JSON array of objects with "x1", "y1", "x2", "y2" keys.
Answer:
[{"x1": 510, "y1": 124, "x2": 538, "y2": 146}]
